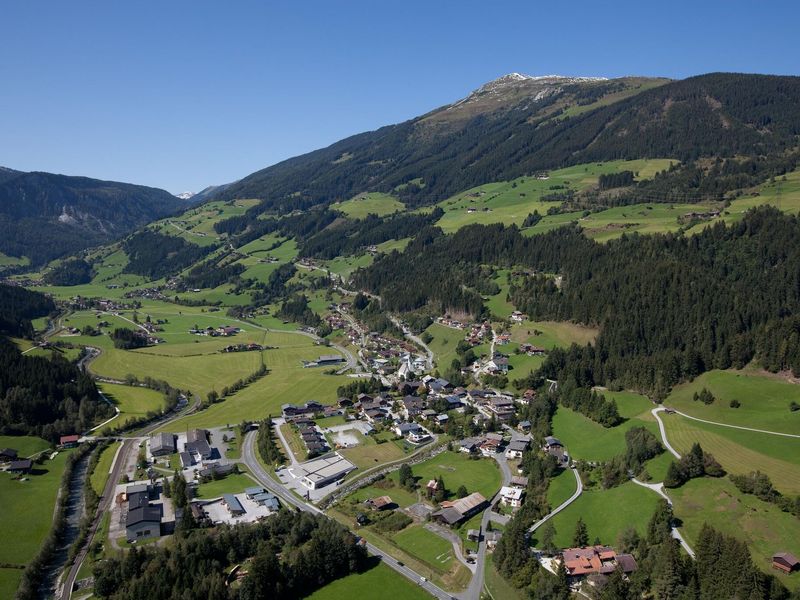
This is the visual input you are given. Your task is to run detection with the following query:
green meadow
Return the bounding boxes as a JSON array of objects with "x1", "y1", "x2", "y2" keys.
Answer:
[
  {"x1": 665, "y1": 369, "x2": 800, "y2": 434},
  {"x1": 546, "y1": 467, "x2": 578, "y2": 510},
  {"x1": 393, "y1": 524, "x2": 454, "y2": 570},
  {"x1": 0, "y1": 435, "x2": 51, "y2": 458},
  {"x1": 306, "y1": 562, "x2": 432, "y2": 600},
  {"x1": 99, "y1": 383, "x2": 166, "y2": 429},
  {"x1": 194, "y1": 472, "x2": 255, "y2": 499},
  {"x1": 89, "y1": 441, "x2": 121, "y2": 494},
  {"x1": 662, "y1": 414, "x2": 800, "y2": 495},
  {"x1": 671, "y1": 477, "x2": 800, "y2": 589},
  {"x1": 436, "y1": 159, "x2": 675, "y2": 233},
  {"x1": 0, "y1": 449, "x2": 71, "y2": 570},
  {"x1": 547, "y1": 482, "x2": 661, "y2": 548},
  {"x1": 552, "y1": 391, "x2": 659, "y2": 462},
  {"x1": 334, "y1": 192, "x2": 405, "y2": 218}
]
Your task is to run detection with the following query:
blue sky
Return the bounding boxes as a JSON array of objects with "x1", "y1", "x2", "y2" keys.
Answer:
[{"x1": 1, "y1": 0, "x2": 798, "y2": 194}]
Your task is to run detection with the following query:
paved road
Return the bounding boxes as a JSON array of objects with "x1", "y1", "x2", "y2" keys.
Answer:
[
  {"x1": 652, "y1": 408, "x2": 682, "y2": 459},
  {"x1": 630, "y1": 478, "x2": 695, "y2": 558},
  {"x1": 241, "y1": 430, "x2": 453, "y2": 599},
  {"x1": 464, "y1": 452, "x2": 514, "y2": 600},
  {"x1": 528, "y1": 467, "x2": 583, "y2": 534}
]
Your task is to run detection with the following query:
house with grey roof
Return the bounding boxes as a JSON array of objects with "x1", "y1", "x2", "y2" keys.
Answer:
[{"x1": 150, "y1": 432, "x2": 176, "y2": 457}]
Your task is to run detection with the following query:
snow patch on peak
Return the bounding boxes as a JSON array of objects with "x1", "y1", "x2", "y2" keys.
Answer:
[{"x1": 176, "y1": 191, "x2": 195, "y2": 200}]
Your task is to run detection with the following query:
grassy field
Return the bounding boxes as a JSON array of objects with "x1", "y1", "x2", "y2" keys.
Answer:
[
  {"x1": 345, "y1": 476, "x2": 420, "y2": 509},
  {"x1": 665, "y1": 369, "x2": 800, "y2": 434},
  {"x1": 99, "y1": 383, "x2": 166, "y2": 429},
  {"x1": 579, "y1": 202, "x2": 722, "y2": 241},
  {"x1": 552, "y1": 391, "x2": 659, "y2": 462},
  {"x1": 435, "y1": 159, "x2": 675, "y2": 233},
  {"x1": 90, "y1": 442, "x2": 120, "y2": 494},
  {"x1": 423, "y1": 323, "x2": 467, "y2": 369},
  {"x1": 547, "y1": 468, "x2": 578, "y2": 510},
  {"x1": 662, "y1": 414, "x2": 800, "y2": 495},
  {"x1": 671, "y1": 477, "x2": 800, "y2": 590},
  {"x1": 510, "y1": 320, "x2": 599, "y2": 349},
  {"x1": 0, "y1": 450, "x2": 71, "y2": 569},
  {"x1": 407, "y1": 451, "x2": 502, "y2": 502},
  {"x1": 0, "y1": 569, "x2": 23, "y2": 599},
  {"x1": 306, "y1": 562, "x2": 432, "y2": 600},
  {"x1": 393, "y1": 525, "x2": 454, "y2": 571},
  {"x1": 338, "y1": 432, "x2": 407, "y2": 470},
  {"x1": 486, "y1": 269, "x2": 516, "y2": 318},
  {"x1": 194, "y1": 471, "x2": 255, "y2": 499},
  {"x1": 334, "y1": 192, "x2": 405, "y2": 218},
  {"x1": 547, "y1": 482, "x2": 661, "y2": 548},
  {"x1": 0, "y1": 435, "x2": 51, "y2": 457}
]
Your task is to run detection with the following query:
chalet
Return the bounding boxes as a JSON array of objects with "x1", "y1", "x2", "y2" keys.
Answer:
[
  {"x1": 488, "y1": 397, "x2": 516, "y2": 421},
  {"x1": 520, "y1": 344, "x2": 546, "y2": 356},
  {"x1": 364, "y1": 408, "x2": 389, "y2": 423},
  {"x1": 495, "y1": 333, "x2": 511, "y2": 345},
  {"x1": 459, "y1": 438, "x2": 482, "y2": 454},
  {"x1": 436, "y1": 414, "x2": 449, "y2": 425},
  {"x1": 186, "y1": 429, "x2": 213, "y2": 459},
  {"x1": 517, "y1": 420, "x2": 532, "y2": 432},
  {"x1": 60, "y1": 434, "x2": 80, "y2": 448},
  {"x1": 499, "y1": 486, "x2": 525, "y2": 508},
  {"x1": 486, "y1": 356, "x2": 509, "y2": 375},
  {"x1": 223, "y1": 493, "x2": 245, "y2": 516},
  {"x1": 485, "y1": 530, "x2": 503, "y2": 549},
  {"x1": 0, "y1": 448, "x2": 18, "y2": 463},
  {"x1": 422, "y1": 408, "x2": 438, "y2": 420},
  {"x1": 337, "y1": 397, "x2": 354, "y2": 407},
  {"x1": 432, "y1": 492, "x2": 487, "y2": 526},
  {"x1": 544, "y1": 436, "x2": 563, "y2": 451},
  {"x1": 366, "y1": 496, "x2": 394, "y2": 510},
  {"x1": 126, "y1": 506, "x2": 162, "y2": 541},
  {"x1": 772, "y1": 552, "x2": 800, "y2": 574},
  {"x1": 445, "y1": 395, "x2": 463, "y2": 410},
  {"x1": 282, "y1": 401, "x2": 324, "y2": 418},
  {"x1": 8, "y1": 458, "x2": 32, "y2": 474},
  {"x1": 560, "y1": 546, "x2": 638, "y2": 579},
  {"x1": 480, "y1": 438, "x2": 502, "y2": 456},
  {"x1": 215, "y1": 325, "x2": 239, "y2": 337},
  {"x1": 150, "y1": 432, "x2": 176, "y2": 457},
  {"x1": 402, "y1": 395, "x2": 425, "y2": 418},
  {"x1": 510, "y1": 311, "x2": 527, "y2": 323},
  {"x1": 426, "y1": 378, "x2": 451, "y2": 393},
  {"x1": 505, "y1": 439, "x2": 530, "y2": 459},
  {"x1": 467, "y1": 529, "x2": 481, "y2": 542},
  {"x1": 510, "y1": 475, "x2": 529, "y2": 488}
]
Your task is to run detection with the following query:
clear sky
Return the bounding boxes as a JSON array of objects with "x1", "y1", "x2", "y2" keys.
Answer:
[{"x1": 2, "y1": 0, "x2": 798, "y2": 194}]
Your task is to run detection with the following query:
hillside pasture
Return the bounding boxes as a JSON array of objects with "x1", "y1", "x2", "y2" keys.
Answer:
[
  {"x1": 670, "y1": 477, "x2": 800, "y2": 590},
  {"x1": 98, "y1": 383, "x2": 166, "y2": 428},
  {"x1": 334, "y1": 192, "x2": 405, "y2": 218},
  {"x1": 665, "y1": 369, "x2": 800, "y2": 435},
  {"x1": 306, "y1": 562, "x2": 432, "y2": 600}
]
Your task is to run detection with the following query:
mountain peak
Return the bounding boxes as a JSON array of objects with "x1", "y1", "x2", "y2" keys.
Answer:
[{"x1": 176, "y1": 191, "x2": 196, "y2": 200}]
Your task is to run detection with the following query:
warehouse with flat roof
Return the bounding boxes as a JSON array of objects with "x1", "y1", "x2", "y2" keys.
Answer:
[{"x1": 297, "y1": 453, "x2": 356, "y2": 489}]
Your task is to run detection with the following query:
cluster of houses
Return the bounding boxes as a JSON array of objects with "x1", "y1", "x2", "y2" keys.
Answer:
[
  {"x1": 149, "y1": 428, "x2": 219, "y2": 473},
  {"x1": 458, "y1": 433, "x2": 530, "y2": 460},
  {"x1": 465, "y1": 321, "x2": 493, "y2": 346},
  {"x1": 295, "y1": 421, "x2": 329, "y2": 458},
  {"x1": 188, "y1": 325, "x2": 240, "y2": 337},
  {"x1": 436, "y1": 316, "x2": 466, "y2": 329}
]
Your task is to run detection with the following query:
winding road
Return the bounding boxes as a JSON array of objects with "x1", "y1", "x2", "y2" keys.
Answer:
[
  {"x1": 528, "y1": 467, "x2": 583, "y2": 534},
  {"x1": 240, "y1": 430, "x2": 455, "y2": 600}
]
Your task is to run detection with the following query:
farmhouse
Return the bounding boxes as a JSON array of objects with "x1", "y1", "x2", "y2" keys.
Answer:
[
  {"x1": 459, "y1": 437, "x2": 483, "y2": 454},
  {"x1": 366, "y1": 496, "x2": 394, "y2": 510},
  {"x1": 505, "y1": 439, "x2": 530, "y2": 459},
  {"x1": 499, "y1": 486, "x2": 525, "y2": 508},
  {"x1": 126, "y1": 505, "x2": 161, "y2": 541},
  {"x1": 179, "y1": 451, "x2": 194, "y2": 468},
  {"x1": 298, "y1": 453, "x2": 356, "y2": 490},
  {"x1": 433, "y1": 492, "x2": 487, "y2": 526},
  {"x1": 560, "y1": 545, "x2": 638, "y2": 579},
  {"x1": 8, "y1": 458, "x2": 33, "y2": 474},
  {"x1": 510, "y1": 475, "x2": 529, "y2": 488},
  {"x1": 480, "y1": 438, "x2": 502, "y2": 456},
  {"x1": 772, "y1": 552, "x2": 800, "y2": 573},
  {"x1": 0, "y1": 448, "x2": 18, "y2": 462},
  {"x1": 150, "y1": 432, "x2": 176, "y2": 456},
  {"x1": 282, "y1": 401, "x2": 325, "y2": 418},
  {"x1": 60, "y1": 434, "x2": 80, "y2": 448}
]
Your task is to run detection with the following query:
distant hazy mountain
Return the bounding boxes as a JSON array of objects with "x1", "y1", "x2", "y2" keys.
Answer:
[
  {"x1": 190, "y1": 183, "x2": 234, "y2": 204},
  {"x1": 0, "y1": 169, "x2": 185, "y2": 265},
  {"x1": 176, "y1": 191, "x2": 196, "y2": 200}
]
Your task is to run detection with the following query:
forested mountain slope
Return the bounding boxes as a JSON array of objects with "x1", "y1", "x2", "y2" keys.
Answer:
[
  {"x1": 218, "y1": 73, "x2": 800, "y2": 215},
  {"x1": 0, "y1": 169, "x2": 187, "y2": 265}
]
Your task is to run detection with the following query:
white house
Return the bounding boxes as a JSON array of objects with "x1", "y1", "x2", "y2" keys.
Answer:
[{"x1": 499, "y1": 486, "x2": 525, "y2": 508}]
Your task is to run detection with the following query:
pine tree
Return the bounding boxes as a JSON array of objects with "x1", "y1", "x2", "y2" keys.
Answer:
[
  {"x1": 540, "y1": 521, "x2": 557, "y2": 555},
  {"x1": 651, "y1": 539, "x2": 685, "y2": 600},
  {"x1": 600, "y1": 566, "x2": 631, "y2": 600},
  {"x1": 573, "y1": 517, "x2": 589, "y2": 547}
]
